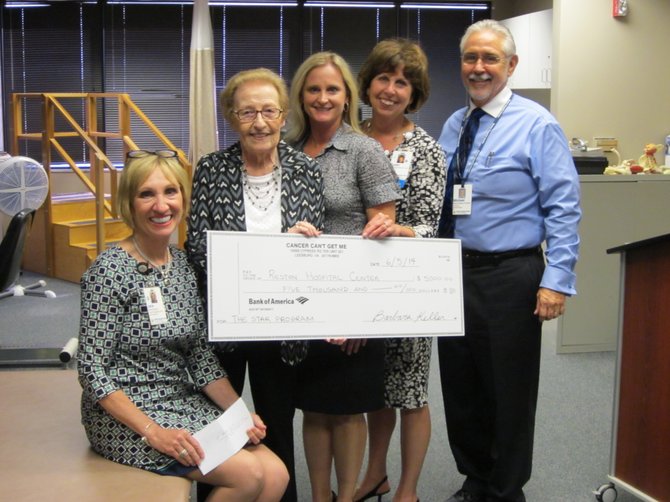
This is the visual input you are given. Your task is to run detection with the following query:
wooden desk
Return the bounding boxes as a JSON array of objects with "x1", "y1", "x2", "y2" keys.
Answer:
[{"x1": 1, "y1": 369, "x2": 191, "y2": 502}]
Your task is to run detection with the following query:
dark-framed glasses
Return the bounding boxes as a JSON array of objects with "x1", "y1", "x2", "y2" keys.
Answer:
[
  {"x1": 461, "y1": 53, "x2": 506, "y2": 66},
  {"x1": 127, "y1": 149, "x2": 178, "y2": 159},
  {"x1": 234, "y1": 107, "x2": 283, "y2": 123}
]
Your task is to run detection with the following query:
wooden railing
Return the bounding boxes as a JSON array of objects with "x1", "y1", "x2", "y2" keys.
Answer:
[{"x1": 11, "y1": 92, "x2": 191, "y2": 275}]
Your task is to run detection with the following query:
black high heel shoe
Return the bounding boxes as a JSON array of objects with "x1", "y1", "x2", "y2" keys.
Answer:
[{"x1": 354, "y1": 475, "x2": 390, "y2": 502}]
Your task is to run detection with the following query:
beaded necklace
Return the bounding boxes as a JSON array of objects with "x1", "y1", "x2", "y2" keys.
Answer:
[{"x1": 242, "y1": 164, "x2": 280, "y2": 212}]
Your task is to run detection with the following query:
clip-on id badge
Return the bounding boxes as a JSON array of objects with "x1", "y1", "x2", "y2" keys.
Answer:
[{"x1": 143, "y1": 286, "x2": 168, "y2": 326}]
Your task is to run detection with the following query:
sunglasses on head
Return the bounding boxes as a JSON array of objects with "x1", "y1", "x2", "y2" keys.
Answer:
[{"x1": 127, "y1": 149, "x2": 178, "y2": 159}]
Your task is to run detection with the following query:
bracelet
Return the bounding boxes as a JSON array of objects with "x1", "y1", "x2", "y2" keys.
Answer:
[{"x1": 140, "y1": 422, "x2": 155, "y2": 446}]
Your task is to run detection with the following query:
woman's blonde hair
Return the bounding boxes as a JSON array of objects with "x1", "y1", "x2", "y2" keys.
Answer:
[
  {"x1": 219, "y1": 68, "x2": 289, "y2": 125},
  {"x1": 358, "y1": 38, "x2": 430, "y2": 113},
  {"x1": 284, "y1": 51, "x2": 361, "y2": 144},
  {"x1": 117, "y1": 154, "x2": 191, "y2": 229}
]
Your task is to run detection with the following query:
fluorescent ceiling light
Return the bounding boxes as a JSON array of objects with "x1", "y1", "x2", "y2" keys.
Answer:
[
  {"x1": 305, "y1": 1, "x2": 394, "y2": 8},
  {"x1": 5, "y1": 0, "x2": 100, "y2": 4},
  {"x1": 107, "y1": 1, "x2": 296, "y2": 4},
  {"x1": 5, "y1": 2, "x2": 51, "y2": 7},
  {"x1": 210, "y1": 2, "x2": 297, "y2": 5},
  {"x1": 401, "y1": 2, "x2": 488, "y2": 9}
]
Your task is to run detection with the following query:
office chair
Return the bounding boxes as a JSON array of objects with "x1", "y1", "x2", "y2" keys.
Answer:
[{"x1": 0, "y1": 208, "x2": 56, "y2": 300}]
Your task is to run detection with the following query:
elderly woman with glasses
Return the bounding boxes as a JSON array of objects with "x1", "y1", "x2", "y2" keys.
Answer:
[
  {"x1": 77, "y1": 150, "x2": 289, "y2": 501},
  {"x1": 186, "y1": 67, "x2": 325, "y2": 502}
]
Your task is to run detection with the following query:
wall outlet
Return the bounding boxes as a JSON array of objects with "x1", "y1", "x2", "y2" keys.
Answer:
[{"x1": 593, "y1": 137, "x2": 618, "y2": 152}]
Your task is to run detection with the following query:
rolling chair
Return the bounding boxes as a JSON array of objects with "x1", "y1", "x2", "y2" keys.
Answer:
[{"x1": 0, "y1": 208, "x2": 56, "y2": 300}]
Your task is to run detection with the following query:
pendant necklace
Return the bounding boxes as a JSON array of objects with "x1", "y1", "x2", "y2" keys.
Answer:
[
  {"x1": 133, "y1": 237, "x2": 171, "y2": 284},
  {"x1": 364, "y1": 120, "x2": 414, "y2": 156}
]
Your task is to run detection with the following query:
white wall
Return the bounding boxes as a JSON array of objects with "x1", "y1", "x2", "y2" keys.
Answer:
[{"x1": 552, "y1": 0, "x2": 670, "y2": 164}]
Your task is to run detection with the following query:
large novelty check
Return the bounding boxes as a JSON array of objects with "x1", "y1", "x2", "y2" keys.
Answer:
[{"x1": 207, "y1": 232, "x2": 464, "y2": 341}]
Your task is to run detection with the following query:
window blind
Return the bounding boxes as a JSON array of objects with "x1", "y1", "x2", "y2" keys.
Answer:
[{"x1": 2, "y1": 1, "x2": 491, "y2": 160}]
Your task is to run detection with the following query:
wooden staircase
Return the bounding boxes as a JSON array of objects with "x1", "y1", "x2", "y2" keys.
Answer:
[
  {"x1": 25, "y1": 194, "x2": 132, "y2": 283},
  {"x1": 11, "y1": 92, "x2": 191, "y2": 284},
  {"x1": 52, "y1": 195, "x2": 131, "y2": 282}
]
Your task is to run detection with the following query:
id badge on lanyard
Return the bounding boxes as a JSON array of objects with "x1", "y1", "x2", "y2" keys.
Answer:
[
  {"x1": 452, "y1": 96, "x2": 512, "y2": 218},
  {"x1": 452, "y1": 184, "x2": 473, "y2": 215}
]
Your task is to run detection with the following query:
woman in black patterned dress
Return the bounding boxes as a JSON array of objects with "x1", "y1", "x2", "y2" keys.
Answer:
[
  {"x1": 354, "y1": 39, "x2": 446, "y2": 502},
  {"x1": 77, "y1": 150, "x2": 288, "y2": 501}
]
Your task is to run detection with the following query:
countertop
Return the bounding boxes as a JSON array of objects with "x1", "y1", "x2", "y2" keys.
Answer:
[{"x1": 579, "y1": 174, "x2": 670, "y2": 182}]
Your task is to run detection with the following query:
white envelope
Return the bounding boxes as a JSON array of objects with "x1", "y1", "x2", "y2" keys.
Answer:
[{"x1": 193, "y1": 398, "x2": 254, "y2": 475}]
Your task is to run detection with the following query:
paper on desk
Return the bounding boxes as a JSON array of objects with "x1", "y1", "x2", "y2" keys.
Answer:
[{"x1": 193, "y1": 398, "x2": 253, "y2": 475}]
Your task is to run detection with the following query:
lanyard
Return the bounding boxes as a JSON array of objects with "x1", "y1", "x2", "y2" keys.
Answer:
[{"x1": 456, "y1": 95, "x2": 513, "y2": 185}]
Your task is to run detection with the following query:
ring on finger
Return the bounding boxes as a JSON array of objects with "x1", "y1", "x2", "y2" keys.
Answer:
[{"x1": 179, "y1": 448, "x2": 188, "y2": 458}]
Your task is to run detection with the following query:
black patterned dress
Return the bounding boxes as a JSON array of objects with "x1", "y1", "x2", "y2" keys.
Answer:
[
  {"x1": 382, "y1": 125, "x2": 446, "y2": 409},
  {"x1": 77, "y1": 246, "x2": 226, "y2": 471}
]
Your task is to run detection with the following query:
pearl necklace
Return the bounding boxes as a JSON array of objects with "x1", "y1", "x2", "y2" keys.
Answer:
[
  {"x1": 133, "y1": 237, "x2": 171, "y2": 283},
  {"x1": 242, "y1": 164, "x2": 280, "y2": 212}
]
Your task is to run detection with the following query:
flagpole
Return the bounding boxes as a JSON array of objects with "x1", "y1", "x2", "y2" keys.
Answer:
[{"x1": 189, "y1": 0, "x2": 219, "y2": 169}]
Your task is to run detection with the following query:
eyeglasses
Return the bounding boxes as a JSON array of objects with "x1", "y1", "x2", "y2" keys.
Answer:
[
  {"x1": 461, "y1": 53, "x2": 506, "y2": 66},
  {"x1": 127, "y1": 149, "x2": 178, "y2": 159},
  {"x1": 234, "y1": 108, "x2": 283, "y2": 123}
]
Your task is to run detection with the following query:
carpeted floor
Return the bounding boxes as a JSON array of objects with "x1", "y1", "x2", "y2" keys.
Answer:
[
  {"x1": 0, "y1": 270, "x2": 79, "y2": 348},
  {"x1": 0, "y1": 271, "x2": 640, "y2": 501}
]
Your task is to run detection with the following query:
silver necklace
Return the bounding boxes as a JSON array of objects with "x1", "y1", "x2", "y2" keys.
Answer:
[
  {"x1": 242, "y1": 164, "x2": 280, "y2": 212},
  {"x1": 132, "y1": 237, "x2": 171, "y2": 283},
  {"x1": 364, "y1": 119, "x2": 414, "y2": 141},
  {"x1": 364, "y1": 120, "x2": 414, "y2": 156}
]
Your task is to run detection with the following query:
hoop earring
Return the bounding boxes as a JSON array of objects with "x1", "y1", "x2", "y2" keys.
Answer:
[{"x1": 343, "y1": 102, "x2": 349, "y2": 113}]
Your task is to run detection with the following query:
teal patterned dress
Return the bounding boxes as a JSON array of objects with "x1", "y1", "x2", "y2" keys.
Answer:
[{"x1": 77, "y1": 246, "x2": 226, "y2": 471}]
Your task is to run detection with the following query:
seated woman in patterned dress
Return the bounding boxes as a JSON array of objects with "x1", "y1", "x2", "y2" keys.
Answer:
[{"x1": 77, "y1": 150, "x2": 288, "y2": 502}]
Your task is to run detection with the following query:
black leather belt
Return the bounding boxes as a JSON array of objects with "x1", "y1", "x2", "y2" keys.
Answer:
[{"x1": 462, "y1": 246, "x2": 542, "y2": 268}]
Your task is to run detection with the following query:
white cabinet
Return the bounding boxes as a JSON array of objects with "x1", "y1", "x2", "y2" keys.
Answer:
[{"x1": 500, "y1": 9, "x2": 552, "y2": 89}]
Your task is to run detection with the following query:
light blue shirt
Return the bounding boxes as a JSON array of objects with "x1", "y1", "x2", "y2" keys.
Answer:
[{"x1": 439, "y1": 88, "x2": 581, "y2": 295}]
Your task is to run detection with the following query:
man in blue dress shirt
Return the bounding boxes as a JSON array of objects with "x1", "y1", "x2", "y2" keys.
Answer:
[{"x1": 437, "y1": 19, "x2": 581, "y2": 502}]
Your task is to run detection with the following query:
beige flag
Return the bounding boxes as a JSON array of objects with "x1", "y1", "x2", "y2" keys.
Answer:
[{"x1": 189, "y1": 0, "x2": 219, "y2": 168}]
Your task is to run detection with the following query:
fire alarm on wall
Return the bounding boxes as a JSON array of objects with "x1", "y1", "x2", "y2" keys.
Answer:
[{"x1": 613, "y1": 0, "x2": 629, "y2": 17}]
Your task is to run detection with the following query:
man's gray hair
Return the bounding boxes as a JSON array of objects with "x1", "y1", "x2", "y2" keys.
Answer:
[{"x1": 460, "y1": 19, "x2": 516, "y2": 57}]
